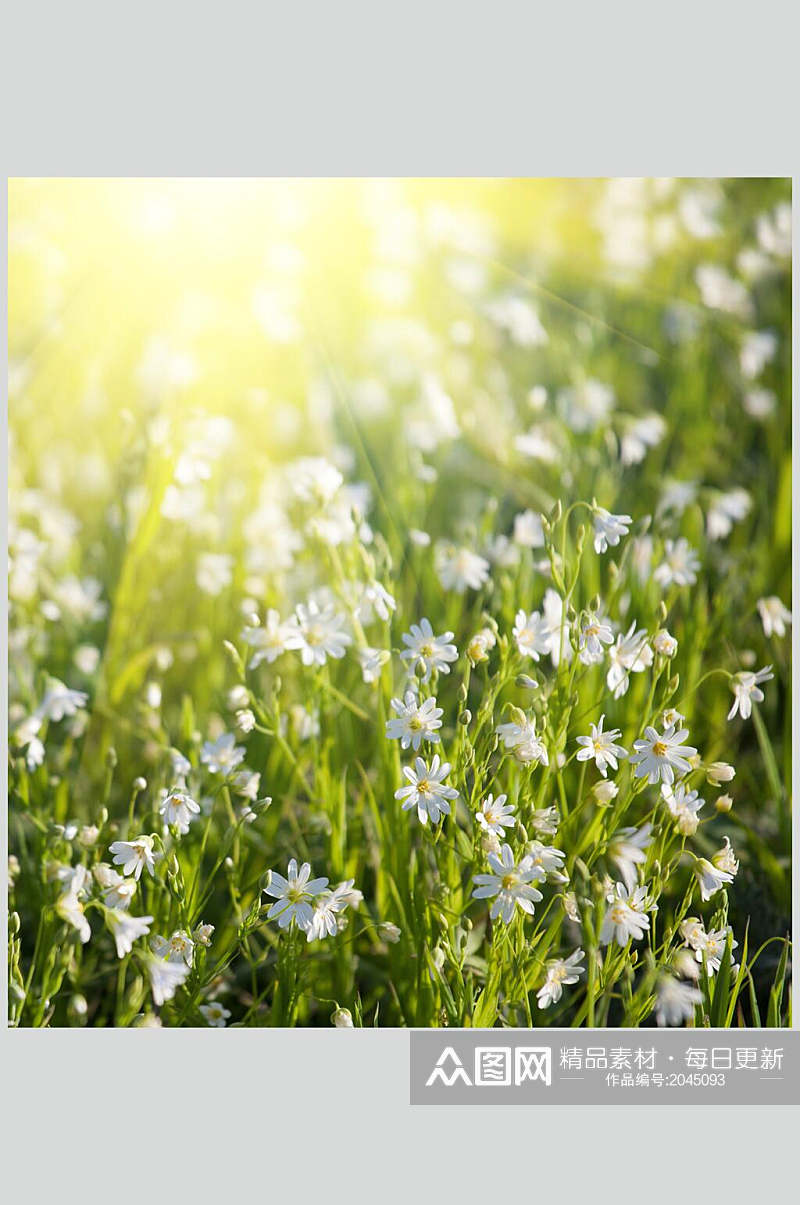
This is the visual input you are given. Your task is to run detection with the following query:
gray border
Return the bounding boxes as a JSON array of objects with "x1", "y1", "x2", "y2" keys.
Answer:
[{"x1": 3, "y1": 0, "x2": 799, "y2": 1192}]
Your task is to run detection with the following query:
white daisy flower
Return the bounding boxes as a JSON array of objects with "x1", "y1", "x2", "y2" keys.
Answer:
[
  {"x1": 242, "y1": 609, "x2": 294, "y2": 667},
  {"x1": 600, "y1": 882, "x2": 651, "y2": 946},
  {"x1": 608, "y1": 823, "x2": 652, "y2": 891},
  {"x1": 630, "y1": 723, "x2": 697, "y2": 786},
  {"x1": 400, "y1": 618, "x2": 458, "y2": 682},
  {"x1": 263, "y1": 859, "x2": 329, "y2": 931},
  {"x1": 575, "y1": 714, "x2": 628, "y2": 777},
  {"x1": 109, "y1": 835, "x2": 157, "y2": 881},
  {"x1": 476, "y1": 793, "x2": 516, "y2": 838},
  {"x1": 757, "y1": 596, "x2": 792, "y2": 639},
  {"x1": 606, "y1": 622, "x2": 654, "y2": 698},
  {"x1": 662, "y1": 782, "x2": 704, "y2": 835},
  {"x1": 105, "y1": 910, "x2": 153, "y2": 959},
  {"x1": 200, "y1": 1002, "x2": 231, "y2": 1027},
  {"x1": 727, "y1": 665, "x2": 773, "y2": 720},
  {"x1": 537, "y1": 949, "x2": 585, "y2": 1009},
  {"x1": 654, "y1": 975, "x2": 703, "y2": 1026},
  {"x1": 357, "y1": 646, "x2": 390, "y2": 684},
  {"x1": 577, "y1": 610, "x2": 614, "y2": 665},
  {"x1": 472, "y1": 844, "x2": 544, "y2": 923},
  {"x1": 695, "y1": 857, "x2": 734, "y2": 902},
  {"x1": 200, "y1": 732, "x2": 246, "y2": 776},
  {"x1": 512, "y1": 608, "x2": 551, "y2": 661},
  {"x1": 394, "y1": 754, "x2": 459, "y2": 826},
  {"x1": 159, "y1": 788, "x2": 201, "y2": 834},
  {"x1": 285, "y1": 600, "x2": 352, "y2": 667},
  {"x1": 496, "y1": 716, "x2": 549, "y2": 767},
  {"x1": 653, "y1": 538, "x2": 700, "y2": 588},
  {"x1": 435, "y1": 544, "x2": 490, "y2": 594},
  {"x1": 525, "y1": 841, "x2": 567, "y2": 882},
  {"x1": 592, "y1": 507, "x2": 632, "y2": 554},
  {"x1": 385, "y1": 691, "x2": 443, "y2": 750},
  {"x1": 38, "y1": 679, "x2": 89, "y2": 722}
]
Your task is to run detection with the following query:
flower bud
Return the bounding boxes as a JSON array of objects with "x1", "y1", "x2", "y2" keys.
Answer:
[
  {"x1": 592, "y1": 779, "x2": 619, "y2": 806},
  {"x1": 515, "y1": 674, "x2": 538, "y2": 690},
  {"x1": 133, "y1": 777, "x2": 147, "y2": 792},
  {"x1": 653, "y1": 629, "x2": 678, "y2": 657},
  {"x1": 331, "y1": 1007, "x2": 354, "y2": 1028},
  {"x1": 706, "y1": 761, "x2": 735, "y2": 786},
  {"x1": 715, "y1": 793, "x2": 733, "y2": 813},
  {"x1": 379, "y1": 922, "x2": 402, "y2": 943}
]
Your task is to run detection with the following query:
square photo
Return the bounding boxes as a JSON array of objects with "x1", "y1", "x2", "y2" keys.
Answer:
[{"x1": 7, "y1": 178, "x2": 792, "y2": 1030}]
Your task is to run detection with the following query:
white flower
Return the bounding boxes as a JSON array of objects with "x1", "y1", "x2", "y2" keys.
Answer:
[
  {"x1": 38, "y1": 679, "x2": 88, "y2": 722},
  {"x1": 606, "y1": 622, "x2": 653, "y2": 698},
  {"x1": 531, "y1": 806, "x2": 559, "y2": 836},
  {"x1": 662, "y1": 783, "x2": 704, "y2": 835},
  {"x1": 496, "y1": 716, "x2": 549, "y2": 767},
  {"x1": 55, "y1": 864, "x2": 91, "y2": 943},
  {"x1": 513, "y1": 510, "x2": 545, "y2": 548},
  {"x1": 200, "y1": 1002, "x2": 231, "y2": 1026},
  {"x1": 242, "y1": 609, "x2": 294, "y2": 668},
  {"x1": 653, "y1": 629, "x2": 678, "y2": 657},
  {"x1": 472, "y1": 844, "x2": 544, "y2": 923},
  {"x1": 682, "y1": 918, "x2": 737, "y2": 976},
  {"x1": 653, "y1": 538, "x2": 700, "y2": 588},
  {"x1": 288, "y1": 456, "x2": 343, "y2": 505},
  {"x1": 357, "y1": 580, "x2": 396, "y2": 623},
  {"x1": 575, "y1": 715, "x2": 628, "y2": 777},
  {"x1": 395, "y1": 754, "x2": 459, "y2": 826},
  {"x1": 706, "y1": 761, "x2": 735, "y2": 786},
  {"x1": 159, "y1": 788, "x2": 201, "y2": 834},
  {"x1": 541, "y1": 589, "x2": 572, "y2": 667},
  {"x1": 306, "y1": 880, "x2": 358, "y2": 942},
  {"x1": 654, "y1": 975, "x2": 703, "y2": 1026},
  {"x1": 357, "y1": 646, "x2": 390, "y2": 684},
  {"x1": 196, "y1": 552, "x2": 233, "y2": 596},
  {"x1": 512, "y1": 608, "x2": 551, "y2": 661},
  {"x1": 476, "y1": 793, "x2": 516, "y2": 838},
  {"x1": 331, "y1": 1007, "x2": 354, "y2": 1028},
  {"x1": 525, "y1": 841, "x2": 567, "y2": 882},
  {"x1": 146, "y1": 952, "x2": 190, "y2": 1006},
  {"x1": 435, "y1": 544, "x2": 490, "y2": 594},
  {"x1": 15, "y1": 714, "x2": 45, "y2": 770},
  {"x1": 101, "y1": 870, "x2": 137, "y2": 909},
  {"x1": 151, "y1": 930, "x2": 195, "y2": 966},
  {"x1": 593, "y1": 507, "x2": 632, "y2": 554},
  {"x1": 263, "y1": 859, "x2": 329, "y2": 931},
  {"x1": 109, "y1": 835, "x2": 157, "y2": 881},
  {"x1": 379, "y1": 922, "x2": 402, "y2": 943},
  {"x1": 608, "y1": 823, "x2": 652, "y2": 891},
  {"x1": 105, "y1": 910, "x2": 153, "y2": 958},
  {"x1": 630, "y1": 723, "x2": 697, "y2": 786},
  {"x1": 592, "y1": 779, "x2": 619, "y2": 806},
  {"x1": 486, "y1": 294, "x2": 548, "y2": 346},
  {"x1": 537, "y1": 949, "x2": 585, "y2": 1009},
  {"x1": 600, "y1": 882, "x2": 651, "y2": 946},
  {"x1": 706, "y1": 488, "x2": 751, "y2": 541},
  {"x1": 400, "y1": 618, "x2": 458, "y2": 682},
  {"x1": 466, "y1": 627, "x2": 496, "y2": 665},
  {"x1": 695, "y1": 857, "x2": 734, "y2": 901},
  {"x1": 727, "y1": 665, "x2": 773, "y2": 720},
  {"x1": 620, "y1": 413, "x2": 666, "y2": 466},
  {"x1": 578, "y1": 611, "x2": 614, "y2": 665},
  {"x1": 757, "y1": 597, "x2": 791, "y2": 639},
  {"x1": 740, "y1": 329, "x2": 777, "y2": 379},
  {"x1": 385, "y1": 691, "x2": 443, "y2": 750},
  {"x1": 712, "y1": 835, "x2": 739, "y2": 877},
  {"x1": 200, "y1": 732, "x2": 246, "y2": 776},
  {"x1": 193, "y1": 922, "x2": 215, "y2": 947},
  {"x1": 285, "y1": 600, "x2": 352, "y2": 667}
]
